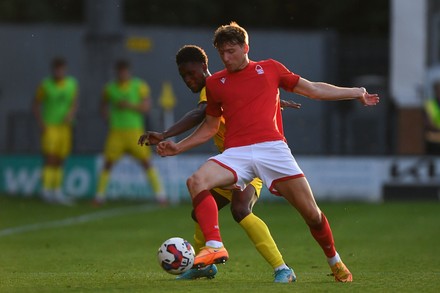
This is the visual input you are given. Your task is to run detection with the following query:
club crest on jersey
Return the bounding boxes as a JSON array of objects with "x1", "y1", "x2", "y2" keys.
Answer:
[
  {"x1": 255, "y1": 65, "x2": 264, "y2": 75},
  {"x1": 220, "y1": 77, "x2": 226, "y2": 84}
]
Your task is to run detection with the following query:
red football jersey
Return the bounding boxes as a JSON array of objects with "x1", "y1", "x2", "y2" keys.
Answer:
[{"x1": 206, "y1": 59, "x2": 300, "y2": 150}]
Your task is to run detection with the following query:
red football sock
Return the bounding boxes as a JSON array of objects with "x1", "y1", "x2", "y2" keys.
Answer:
[
  {"x1": 309, "y1": 213, "x2": 337, "y2": 258},
  {"x1": 192, "y1": 190, "x2": 222, "y2": 242}
]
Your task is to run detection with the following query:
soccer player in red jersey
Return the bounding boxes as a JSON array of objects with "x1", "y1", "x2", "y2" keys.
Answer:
[
  {"x1": 139, "y1": 45, "x2": 300, "y2": 282},
  {"x1": 156, "y1": 23, "x2": 379, "y2": 283}
]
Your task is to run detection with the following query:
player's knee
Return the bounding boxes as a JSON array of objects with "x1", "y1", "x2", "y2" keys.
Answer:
[
  {"x1": 231, "y1": 203, "x2": 251, "y2": 223},
  {"x1": 186, "y1": 176, "x2": 195, "y2": 192},
  {"x1": 186, "y1": 173, "x2": 206, "y2": 195},
  {"x1": 305, "y1": 210, "x2": 322, "y2": 228}
]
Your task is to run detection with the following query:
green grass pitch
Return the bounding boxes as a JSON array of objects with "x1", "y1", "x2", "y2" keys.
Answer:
[{"x1": 1, "y1": 195, "x2": 440, "y2": 292}]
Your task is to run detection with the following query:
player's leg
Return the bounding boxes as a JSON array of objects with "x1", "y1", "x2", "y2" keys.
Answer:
[
  {"x1": 177, "y1": 190, "x2": 229, "y2": 280},
  {"x1": 50, "y1": 155, "x2": 74, "y2": 205},
  {"x1": 41, "y1": 154, "x2": 58, "y2": 202},
  {"x1": 41, "y1": 125, "x2": 72, "y2": 205},
  {"x1": 94, "y1": 159, "x2": 113, "y2": 205},
  {"x1": 255, "y1": 141, "x2": 351, "y2": 282},
  {"x1": 231, "y1": 179, "x2": 295, "y2": 283},
  {"x1": 41, "y1": 126, "x2": 56, "y2": 201},
  {"x1": 51, "y1": 125, "x2": 73, "y2": 204},
  {"x1": 192, "y1": 189, "x2": 230, "y2": 253},
  {"x1": 274, "y1": 177, "x2": 352, "y2": 282},
  {"x1": 139, "y1": 157, "x2": 167, "y2": 204},
  {"x1": 186, "y1": 160, "x2": 237, "y2": 268},
  {"x1": 131, "y1": 130, "x2": 166, "y2": 203},
  {"x1": 94, "y1": 130, "x2": 122, "y2": 205},
  {"x1": 51, "y1": 156, "x2": 63, "y2": 193}
]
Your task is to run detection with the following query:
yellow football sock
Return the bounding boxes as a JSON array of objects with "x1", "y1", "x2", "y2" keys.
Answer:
[
  {"x1": 96, "y1": 170, "x2": 110, "y2": 199},
  {"x1": 42, "y1": 166, "x2": 55, "y2": 191},
  {"x1": 239, "y1": 213, "x2": 285, "y2": 269},
  {"x1": 193, "y1": 222, "x2": 205, "y2": 253},
  {"x1": 52, "y1": 167, "x2": 64, "y2": 190},
  {"x1": 146, "y1": 167, "x2": 164, "y2": 196}
]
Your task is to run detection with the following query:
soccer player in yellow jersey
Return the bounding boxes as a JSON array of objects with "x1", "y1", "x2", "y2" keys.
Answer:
[
  {"x1": 139, "y1": 46, "x2": 300, "y2": 282},
  {"x1": 32, "y1": 57, "x2": 78, "y2": 205},
  {"x1": 94, "y1": 60, "x2": 166, "y2": 205}
]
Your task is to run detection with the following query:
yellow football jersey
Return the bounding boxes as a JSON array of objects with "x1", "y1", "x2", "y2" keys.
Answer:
[{"x1": 199, "y1": 87, "x2": 226, "y2": 153}]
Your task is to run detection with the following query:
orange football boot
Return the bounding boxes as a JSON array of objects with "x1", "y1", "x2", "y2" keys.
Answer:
[
  {"x1": 193, "y1": 246, "x2": 229, "y2": 269},
  {"x1": 330, "y1": 261, "x2": 353, "y2": 282}
]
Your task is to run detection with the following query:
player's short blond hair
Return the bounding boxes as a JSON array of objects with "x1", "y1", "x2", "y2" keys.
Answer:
[{"x1": 213, "y1": 22, "x2": 249, "y2": 48}]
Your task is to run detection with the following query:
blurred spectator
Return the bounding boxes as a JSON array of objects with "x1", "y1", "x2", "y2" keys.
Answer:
[
  {"x1": 93, "y1": 60, "x2": 166, "y2": 205},
  {"x1": 424, "y1": 80, "x2": 440, "y2": 154},
  {"x1": 32, "y1": 57, "x2": 78, "y2": 205}
]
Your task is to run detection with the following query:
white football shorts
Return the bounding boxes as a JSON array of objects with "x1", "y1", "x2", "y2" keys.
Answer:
[{"x1": 209, "y1": 140, "x2": 304, "y2": 195}]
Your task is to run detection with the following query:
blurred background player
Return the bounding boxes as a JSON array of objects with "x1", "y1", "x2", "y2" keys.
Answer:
[
  {"x1": 32, "y1": 57, "x2": 78, "y2": 205},
  {"x1": 139, "y1": 45, "x2": 301, "y2": 282},
  {"x1": 94, "y1": 60, "x2": 166, "y2": 205},
  {"x1": 424, "y1": 80, "x2": 440, "y2": 154}
]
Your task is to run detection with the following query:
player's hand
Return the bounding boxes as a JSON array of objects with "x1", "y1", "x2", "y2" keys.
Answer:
[
  {"x1": 138, "y1": 131, "x2": 165, "y2": 146},
  {"x1": 280, "y1": 99, "x2": 301, "y2": 110},
  {"x1": 156, "y1": 141, "x2": 180, "y2": 157},
  {"x1": 359, "y1": 87, "x2": 380, "y2": 106},
  {"x1": 147, "y1": 132, "x2": 165, "y2": 145},
  {"x1": 138, "y1": 132, "x2": 150, "y2": 146}
]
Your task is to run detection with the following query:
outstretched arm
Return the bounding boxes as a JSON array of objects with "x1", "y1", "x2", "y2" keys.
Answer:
[
  {"x1": 293, "y1": 78, "x2": 379, "y2": 106},
  {"x1": 163, "y1": 103, "x2": 207, "y2": 138},
  {"x1": 156, "y1": 114, "x2": 220, "y2": 156},
  {"x1": 138, "y1": 103, "x2": 207, "y2": 146}
]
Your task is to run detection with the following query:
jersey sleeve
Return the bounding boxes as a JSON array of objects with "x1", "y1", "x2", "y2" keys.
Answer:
[
  {"x1": 271, "y1": 59, "x2": 300, "y2": 92},
  {"x1": 205, "y1": 83, "x2": 223, "y2": 117},
  {"x1": 198, "y1": 87, "x2": 208, "y2": 105},
  {"x1": 139, "y1": 81, "x2": 151, "y2": 99}
]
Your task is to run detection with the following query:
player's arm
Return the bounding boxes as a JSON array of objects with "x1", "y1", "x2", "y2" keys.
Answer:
[
  {"x1": 280, "y1": 99, "x2": 301, "y2": 109},
  {"x1": 293, "y1": 77, "x2": 379, "y2": 106},
  {"x1": 100, "y1": 90, "x2": 109, "y2": 120},
  {"x1": 163, "y1": 103, "x2": 206, "y2": 138},
  {"x1": 156, "y1": 114, "x2": 220, "y2": 156},
  {"x1": 139, "y1": 103, "x2": 207, "y2": 146},
  {"x1": 117, "y1": 96, "x2": 151, "y2": 113},
  {"x1": 32, "y1": 85, "x2": 45, "y2": 131},
  {"x1": 64, "y1": 89, "x2": 79, "y2": 124}
]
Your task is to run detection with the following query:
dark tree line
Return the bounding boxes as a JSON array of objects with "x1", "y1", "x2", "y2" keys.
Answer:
[{"x1": 0, "y1": 0, "x2": 388, "y2": 36}]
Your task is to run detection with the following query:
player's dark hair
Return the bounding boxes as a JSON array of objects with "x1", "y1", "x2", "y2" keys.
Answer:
[
  {"x1": 175, "y1": 45, "x2": 208, "y2": 66},
  {"x1": 115, "y1": 59, "x2": 130, "y2": 70},
  {"x1": 51, "y1": 57, "x2": 66, "y2": 68},
  {"x1": 213, "y1": 22, "x2": 249, "y2": 48}
]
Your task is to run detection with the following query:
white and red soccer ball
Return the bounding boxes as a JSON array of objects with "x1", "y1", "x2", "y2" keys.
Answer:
[{"x1": 157, "y1": 237, "x2": 195, "y2": 275}]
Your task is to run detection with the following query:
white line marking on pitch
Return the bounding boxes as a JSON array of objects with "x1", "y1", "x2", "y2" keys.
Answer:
[{"x1": 0, "y1": 204, "x2": 159, "y2": 238}]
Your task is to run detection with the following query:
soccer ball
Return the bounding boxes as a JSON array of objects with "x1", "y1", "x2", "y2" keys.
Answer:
[{"x1": 157, "y1": 237, "x2": 195, "y2": 275}]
